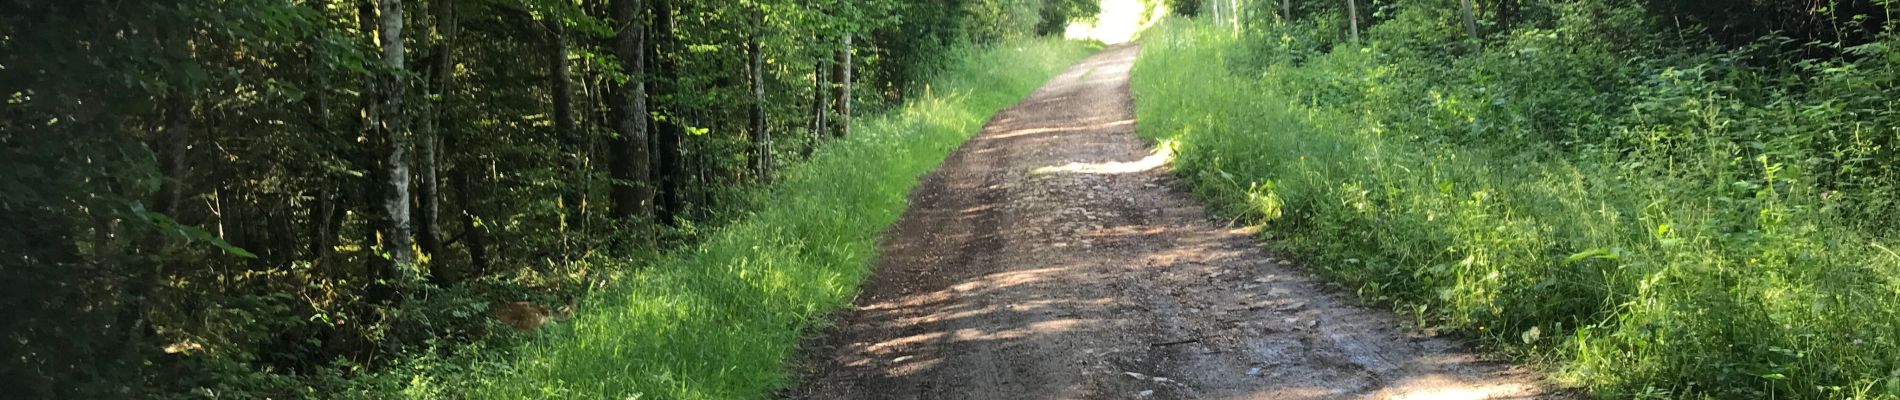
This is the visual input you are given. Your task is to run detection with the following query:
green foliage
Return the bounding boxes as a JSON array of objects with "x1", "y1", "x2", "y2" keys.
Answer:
[
  {"x1": 1038, "y1": 0, "x2": 1105, "y2": 35},
  {"x1": 1134, "y1": 10, "x2": 1900, "y2": 399},
  {"x1": 867, "y1": 0, "x2": 1101, "y2": 97}
]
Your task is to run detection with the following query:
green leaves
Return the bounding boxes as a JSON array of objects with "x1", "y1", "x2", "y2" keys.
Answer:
[
  {"x1": 503, "y1": 0, "x2": 610, "y2": 37},
  {"x1": 1561, "y1": 247, "x2": 1619, "y2": 266},
  {"x1": 138, "y1": 205, "x2": 258, "y2": 259}
]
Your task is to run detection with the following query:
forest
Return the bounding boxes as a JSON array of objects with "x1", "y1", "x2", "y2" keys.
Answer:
[
  {"x1": 9, "y1": 0, "x2": 1900, "y2": 398},
  {"x1": 1, "y1": 0, "x2": 1098, "y2": 398},
  {"x1": 1136, "y1": 0, "x2": 1899, "y2": 398}
]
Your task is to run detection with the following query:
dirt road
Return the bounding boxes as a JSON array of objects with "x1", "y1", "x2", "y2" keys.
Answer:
[{"x1": 784, "y1": 45, "x2": 1560, "y2": 400}]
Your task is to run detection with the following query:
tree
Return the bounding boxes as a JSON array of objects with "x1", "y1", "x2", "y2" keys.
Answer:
[
  {"x1": 419, "y1": 0, "x2": 460, "y2": 263},
  {"x1": 1345, "y1": 0, "x2": 1359, "y2": 42},
  {"x1": 1459, "y1": 0, "x2": 1480, "y2": 52},
  {"x1": 650, "y1": 0, "x2": 685, "y2": 225},
  {"x1": 371, "y1": 0, "x2": 417, "y2": 271},
  {"x1": 748, "y1": 3, "x2": 773, "y2": 183},
  {"x1": 807, "y1": 42, "x2": 830, "y2": 157},
  {"x1": 832, "y1": 33, "x2": 853, "y2": 138},
  {"x1": 549, "y1": 11, "x2": 581, "y2": 259},
  {"x1": 609, "y1": 0, "x2": 653, "y2": 224}
]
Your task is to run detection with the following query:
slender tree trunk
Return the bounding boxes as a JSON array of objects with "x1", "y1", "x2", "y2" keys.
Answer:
[
  {"x1": 1281, "y1": 0, "x2": 1290, "y2": 24},
  {"x1": 691, "y1": 121, "x2": 714, "y2": 219},
  {"x1": 418, "y1": 133, "x2": 440, "y2": 261},
  {"x1": 552, "y1": 28, "x2": 574, "y2": 145},
  {"x1": 419, "y1": 0, "x2": 456, "y2": 267},
  {"x1": 550, "y1": 21, "x2": 579, "y2": 260},
  {"x1": 651, "y1": 0, "x2": 684, "y2": 225},
  {"x1": 831, "y1": 34, "x2": 852, "y2": 138},
  {"x1": 1231, "y1": 0, "x2": 1242, "y2": 33},
  {"x1": 1207, "y1": 0, "x2": 1218, "y2": 28},
  {"x1": 1459, "y1": 0, "x2": 1482, "y2": 53},
  {"x1": 357, "y1": 0, "x2": 386, "y2": 272},
  {"x1": 310, "y1": 187, "x2": 337, "y2": 269},
  {"x1": 372, "y1": 0, "x2": 415, "y2": 270},
  {"x1": 607, "y1": 0, "x2": 652, "y2": 224},
  {"x1": 577, "y1": 29, "x2": 603, "y2": 254},
  {"x1": 1345, "y1": 0, "x2": 1359, "y2": 42},
  {"x1": 306, "y1": 0, "x2": 339, "y2": 273},
  {"x1": 805, "y1": 55, "x2": 827, "y2": 158},
  {"x1": 451, "y1": 161, "x2": 488, "y2": 275},
  {"x1": 747, "y1": 6, "x2": 771, "y2": 183}
]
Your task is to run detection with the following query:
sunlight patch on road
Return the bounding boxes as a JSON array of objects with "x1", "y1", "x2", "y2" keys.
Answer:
[
  {"x1": 1031, "y1": 142, "x2": 1174, "y2": 175},
  {"x1": 1377, "y1": 377, "x2": 1542, "y2": 400}
]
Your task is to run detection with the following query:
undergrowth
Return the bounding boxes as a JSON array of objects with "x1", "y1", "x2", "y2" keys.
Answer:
[
  {"x1": 345, "y1": 38, "x2": 1098, "y2": 399},
  {"x1": 1132, "y1": 17, "x2": 1900, "y2": 399}
]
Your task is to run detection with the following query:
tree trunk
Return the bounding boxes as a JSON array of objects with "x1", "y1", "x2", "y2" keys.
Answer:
[
  {"x1": 356, "y1": 0, "x2": 392, "y2": 288},
  {"x1": 1231, "y1": 0, "x2": 1242, "y2": 33},
  {"x1": 310, "y1": 185, "x2": 342, "y2": 274},
  {"x1": 373, "y1": 0, "x2": 415, "y2": 269},
  {"x1": 577, "y1": 32, "x2": 602, "y2": 252},
  {"x1": 418, "y1": 133, "x2": 440, "y2": 261},
  {"x1": 607, "y1": 0, "x2": 652, "y2": 224},
  {"x1": 651, "y1": 0, "x2": 684, "y2": 225},
  {"x1": 550, "y1": 20, "x2": 579, "y2": 260},
  {"x1": 1208, "y1": 0, "x2": 1219, "y2": 29},
  {"x1": 1345, "y1": 0, "x2": 1359, "y2": 42},
  {"x1": 747, "y1": 6, "x2": 771, "y2": 183},
  {"x1": 805, "y1": 55, "x2": 827, "y2": 158},
  {"x1": 418, "y1": 0, "x2": 456, "y2": 267},
  {"x1": 306, "y1": 0, "x2": 339, "y2": 274},
  {"x1": 831, "y1": 34, "x2": 852, "y2": 138},
  {"x1": 451, "y1": 161, "x2": 488, "y2": 275},
  {"x1": 1459, "y1": 0, "x2": 1482, "y2": 53}
]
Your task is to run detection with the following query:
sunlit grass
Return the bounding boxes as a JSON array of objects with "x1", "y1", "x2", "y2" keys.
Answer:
[
  {"x1": 1133, "y1": 19, "x2": 1900, "y2": 399},
  {"x1": 449, "y1": 39, "x2": 1098, "y2": 400}
]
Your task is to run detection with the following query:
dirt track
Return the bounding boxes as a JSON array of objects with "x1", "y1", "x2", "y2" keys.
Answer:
[{"x1": 783, "y1": 45, "x2": 1562, "y2": 400}]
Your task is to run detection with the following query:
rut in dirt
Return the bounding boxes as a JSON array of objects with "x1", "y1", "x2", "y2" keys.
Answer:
[{"x1": 783, "y1": 45, "x2": 1565, "y2": 399}]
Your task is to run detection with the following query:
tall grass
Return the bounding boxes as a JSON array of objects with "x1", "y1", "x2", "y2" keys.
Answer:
[
  {"x1": 418, "y1": 39, "x2": 1099, "y2": 400},
  {"x1": 1132, "y1": 20, "x2": 1900, "y2": 399}
]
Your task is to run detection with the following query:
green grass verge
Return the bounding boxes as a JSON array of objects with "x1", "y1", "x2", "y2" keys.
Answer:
[
  {"x1": 438, "y1": 39, "x2": 1096, "y2": 400},
  {"x1": 1132, "y1": 20, "x2": 1900, "y2": 399}
]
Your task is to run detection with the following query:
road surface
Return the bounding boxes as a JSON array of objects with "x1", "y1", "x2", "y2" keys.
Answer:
[{"x1": 784, "y1": 44, "x2": 1560, "y2": 400}]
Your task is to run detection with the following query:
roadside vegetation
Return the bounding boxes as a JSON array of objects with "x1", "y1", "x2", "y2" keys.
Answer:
[{"x1": 1133, "y1": 1, "x2": 1900, "y2": 398}]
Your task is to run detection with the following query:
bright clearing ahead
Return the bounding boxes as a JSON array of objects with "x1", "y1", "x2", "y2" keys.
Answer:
[{"x1": 1065, "y1": 0, "x2": 1158, "y2": 44}]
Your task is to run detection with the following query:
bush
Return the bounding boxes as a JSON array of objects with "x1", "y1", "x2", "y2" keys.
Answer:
[{"x1": 1134, "y1": 17, "x2": 1900, "y2": 399}]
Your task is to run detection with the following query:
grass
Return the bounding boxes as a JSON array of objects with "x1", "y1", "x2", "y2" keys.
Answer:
[
  {"x1": 413, "y1": 38, "x2": 1100, "y2": 400},
  {"x1": 1131, "y1": 19, "x2": 1900, "y2": 399}
]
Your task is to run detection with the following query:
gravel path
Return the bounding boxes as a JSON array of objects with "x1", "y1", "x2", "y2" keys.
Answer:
[{"x1": 783, "y1": 44, "x2": 1563, "y2": 400}]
